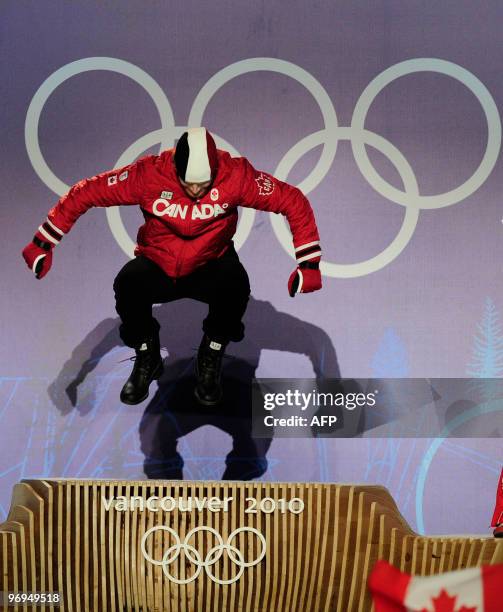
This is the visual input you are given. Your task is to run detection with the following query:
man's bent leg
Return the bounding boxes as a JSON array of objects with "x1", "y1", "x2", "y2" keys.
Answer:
[
  {"x1": 183, "y1": 246, "x2": 251, "y2": 344},
  {"x1": 113, "y1": 256, "x2": 175, "y2": 404},
  {"x1": 113, "y1": 256, "x2": 175, "y2": 347},
  {"x1": 180, "y1": 247, "x2": 251, "y2": 404}
]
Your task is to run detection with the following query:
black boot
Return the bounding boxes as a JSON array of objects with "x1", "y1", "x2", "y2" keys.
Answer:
[
  {"x1": 120, "y1": 336, "x2": 164, "y2": 405},
  {"x1": 194, "y1": 335, "x2": 226, "y2": 406}
]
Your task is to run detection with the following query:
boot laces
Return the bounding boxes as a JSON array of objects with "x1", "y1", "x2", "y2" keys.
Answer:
[
  {"x1": 118, "y1": 347, "x2": 166, "y2": 374},
  {"x1": 133, "y1": 352, "x2": 156, "y2": 376}
]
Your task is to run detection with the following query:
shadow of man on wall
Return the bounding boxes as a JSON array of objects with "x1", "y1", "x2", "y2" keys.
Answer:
[{"x1": 49, "y1": 296, "x2": 340, "y2": 480}]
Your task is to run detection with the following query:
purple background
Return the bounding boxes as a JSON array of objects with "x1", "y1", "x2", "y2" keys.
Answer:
[{"x1": 1, "y1": 1, "x2": 502, "y2": 534}]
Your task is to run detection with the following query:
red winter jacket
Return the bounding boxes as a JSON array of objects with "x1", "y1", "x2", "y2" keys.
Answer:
[{"x1": 46, "y1": 149, "x2": 321, "y2": 278}]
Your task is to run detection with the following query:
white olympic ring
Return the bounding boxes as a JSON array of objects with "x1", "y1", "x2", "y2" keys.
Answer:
[
  {"x1": 141, "y1": 524, "x2": 266, "y2": 585},
  {"x1": 25, "y1": 56, "x2": 501, "y2": 277},
  {"x1": 351, "y1": 58, "x2": 501, "y2": 210}
]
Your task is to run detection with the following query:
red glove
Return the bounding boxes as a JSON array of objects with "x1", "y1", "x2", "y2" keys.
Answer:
[
  {"x1": 288, "y1": 261, "x2": 322, "y2": 297},
  {"x1": 22, "y1": 219, "x2": 64, "y2": 279}
]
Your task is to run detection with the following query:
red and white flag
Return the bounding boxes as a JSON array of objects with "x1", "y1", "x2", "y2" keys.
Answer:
[
  {"x1": 369, "y1": 560, "x2": 502, "y2": 611},
  {"x1": 491, "y1": 468, "x2": 503, "y2": 528}
]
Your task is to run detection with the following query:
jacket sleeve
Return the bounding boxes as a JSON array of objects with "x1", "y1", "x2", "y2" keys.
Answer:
[
  {"x1": 46, "y1": 156, "x2": 152, "y2": 235},
  {"x1": 237, "y1": 157, "x2": 322, "y2": 264}
]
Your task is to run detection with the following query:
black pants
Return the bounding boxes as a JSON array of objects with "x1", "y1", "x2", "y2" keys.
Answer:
[{"x1": 113, "y1": 245, "x2": 251, "y2": 348}]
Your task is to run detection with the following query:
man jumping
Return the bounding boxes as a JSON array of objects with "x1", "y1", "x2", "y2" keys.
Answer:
[{"x1": 22, "y1": 127, "x2": 323, "y2": 406}]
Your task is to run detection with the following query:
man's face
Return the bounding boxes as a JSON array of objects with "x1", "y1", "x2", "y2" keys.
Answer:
[{"x1": 179, "y1": 178, "x2": 212, "y2": 199}]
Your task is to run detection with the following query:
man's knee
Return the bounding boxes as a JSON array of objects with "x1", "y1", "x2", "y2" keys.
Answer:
[
  {"x1": 113, "y1": 263, "x2": 136, "y2": 298},
  {"x1": 113, "y1": 258, "x2": 152, "y2": 299},
  {"x1": 215, "y1": 260, "x2": 251, "y2": 300},
  {"x1": 233, "y1": 267, "x2": 251, "y2": 314},
  {"x1": 238, "y1": 271, "x2": 251, "y2": 302}
]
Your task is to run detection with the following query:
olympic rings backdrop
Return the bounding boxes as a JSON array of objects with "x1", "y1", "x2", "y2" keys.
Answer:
[{"x1": 2, "y1": 1, "x2": 502, "y2": 535}]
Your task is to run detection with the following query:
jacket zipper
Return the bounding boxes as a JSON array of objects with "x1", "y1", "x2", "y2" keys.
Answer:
[{"x1": 174, "y1": 200, "x2": 194, "y2": 277}]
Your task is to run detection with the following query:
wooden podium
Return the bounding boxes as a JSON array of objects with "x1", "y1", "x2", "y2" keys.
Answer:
[{"x1": 1, "y1": 479, "x2": 502, "y2": 611}]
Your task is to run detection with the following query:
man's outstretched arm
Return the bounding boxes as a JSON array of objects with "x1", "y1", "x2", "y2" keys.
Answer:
[
  {"x1": 237, "y1": 158, "x2": 322, "y2": 297},
  {"x1": 22, "y1": 156, "x2": 153, "y2": 278}
]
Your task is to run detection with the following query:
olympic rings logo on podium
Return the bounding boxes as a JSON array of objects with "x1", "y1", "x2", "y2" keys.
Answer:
[
  {"x1": 140, "y1": 525, "x2": 267, "y2": 585},
  {"x1": 25, "y1": 56, "x2": 501, "y2": 277}
]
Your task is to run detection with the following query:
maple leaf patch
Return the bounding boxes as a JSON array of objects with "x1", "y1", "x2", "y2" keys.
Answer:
[{"x1": 255, "y1": 172, "x2": 275, "y2": 196}]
